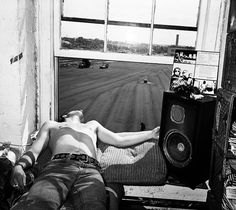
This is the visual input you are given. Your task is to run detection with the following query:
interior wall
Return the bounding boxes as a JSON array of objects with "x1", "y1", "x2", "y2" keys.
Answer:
[
  {"x1": 196, "y1": 0, "x2": 229, "y2": 88},
  {"x1": 196, "y1": 0, "x2": 224, "y2": 51},
  {"x1": 37, "y1": 0, "x2": 55, "y2": 126},
  {"x1": 0, "y1": 0, "x2": 230, "y2": 148},
  {"x1": 0, "y1": 0, "x2": 37, "y2": 147}
]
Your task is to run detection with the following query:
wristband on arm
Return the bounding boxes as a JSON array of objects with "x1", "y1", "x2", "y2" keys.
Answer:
[{"x1": 15, "y1": 151, "x2": 36, "y2": 170}]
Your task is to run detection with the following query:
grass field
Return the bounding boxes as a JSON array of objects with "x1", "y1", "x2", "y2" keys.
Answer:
[{"x1": 58, "y1": 60, "x2": 172, "y2": 132}]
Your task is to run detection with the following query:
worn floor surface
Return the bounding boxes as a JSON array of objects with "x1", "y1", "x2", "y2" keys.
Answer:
[{"x1": 121, "y1": 184, "x2": 208, "y2": 210}]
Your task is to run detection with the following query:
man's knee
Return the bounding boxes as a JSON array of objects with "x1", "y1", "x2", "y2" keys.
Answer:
[
  {"x1": 10, "y1": 192, "x2": 60, "y2": 210},
  {"x1": 11, "y1": 198, "x2": 59, "y2": 210}
]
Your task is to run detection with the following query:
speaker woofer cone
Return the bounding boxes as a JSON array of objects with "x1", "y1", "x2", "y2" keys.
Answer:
[{"x1": 163, "y1": 129, "x2": 192, "y2": 168}]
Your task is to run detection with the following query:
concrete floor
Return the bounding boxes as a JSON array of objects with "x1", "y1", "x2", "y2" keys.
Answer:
[
  {"x1": 124, "y1": 185, "x2": 207, "y2": 202},
  {"x1": 122, "y1": 184, "x2": 208, "y2": 209}
]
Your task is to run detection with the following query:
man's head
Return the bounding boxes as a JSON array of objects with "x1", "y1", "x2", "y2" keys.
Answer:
[{"x1": 61, "y1": 110, "x2": 84, "y2": 122}]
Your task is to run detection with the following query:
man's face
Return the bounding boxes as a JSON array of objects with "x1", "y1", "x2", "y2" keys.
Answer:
[{"x1": 69, "y1": 110, "x2": 83, "y2": 116}]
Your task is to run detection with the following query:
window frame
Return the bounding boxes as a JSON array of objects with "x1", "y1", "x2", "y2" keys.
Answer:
[
  {"x1": 54, "y1": 0, "x2": 200, "y2": 64},
  {"x1": 41, "y1": 0, "x2": 228, "y2": 125}
]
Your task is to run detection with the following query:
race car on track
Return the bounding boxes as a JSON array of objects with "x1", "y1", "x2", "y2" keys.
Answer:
[{"x1": 99, "y1": 63, "x2": 109, "y2": 69}]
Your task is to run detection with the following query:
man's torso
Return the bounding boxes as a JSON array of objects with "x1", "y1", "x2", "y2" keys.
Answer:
[{"x1": 48, "y1": 121, "x2": 98, "y2": 158}]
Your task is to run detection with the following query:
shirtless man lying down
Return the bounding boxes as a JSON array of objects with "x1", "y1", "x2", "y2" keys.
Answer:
[{"x1": 10, "y1": 110, "x2": 160, "y2": 210}]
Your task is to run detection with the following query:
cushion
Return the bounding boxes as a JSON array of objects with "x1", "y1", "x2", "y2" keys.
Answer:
[{"x1": 97, "y1": 139, "x2": 167, "y2": 185}]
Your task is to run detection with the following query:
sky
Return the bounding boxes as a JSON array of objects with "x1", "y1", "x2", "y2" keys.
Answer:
[{"x1": 62, "y1": 0, "x2": 200, "y2": 46}]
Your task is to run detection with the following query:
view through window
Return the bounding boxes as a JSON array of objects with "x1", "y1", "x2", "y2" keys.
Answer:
[
  {"x1": 61, "y1": 0, "x2": 200, "y2": 56},
  {"x1": 58, "y1": 58, "x2": 172, "y2": 132},
  {"x1": 57, "y1": 0, "x2": 200, "y2": 131}
]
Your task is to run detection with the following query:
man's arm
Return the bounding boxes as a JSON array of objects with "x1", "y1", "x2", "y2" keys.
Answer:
[
  {"x1": 11, "y1": 121, "x2": 52, "y2": 188},
  {"x1": 94, "y1": 121, "x2": 160, "y2": 147},
  {"x1": 16, "y1": 121, "x2": 51, "y2": 169},
  {"x1": 116, "y1": 130, "x2": 157, "y2": 137}
]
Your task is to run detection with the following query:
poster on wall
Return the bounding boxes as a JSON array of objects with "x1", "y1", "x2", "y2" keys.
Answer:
[
  {"x1": 174, "y1": 49, "x2": 197, "y2": 64},
  {"x1": 193, "y1": 51, "x2": 219, "y2": 94},
  {"x1": 196, "y1": 51, "x2": 219, "y2": 66},
  {"x1": 170, "y1": 49, "x2": 219, "y2": 95},
  {"x1": 170, "y1": 49, "x2": 197, "y2": 91}
]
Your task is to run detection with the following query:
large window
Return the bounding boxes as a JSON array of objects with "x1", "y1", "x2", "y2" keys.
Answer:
[
  {"x1": 36, "y1": 0, "x2": 225, "y2": 125},
  {"x1": 58, "y1": 58, "x2": 172, "y2": 131},
  {"x1": 58, "y1": 0, "x2": 200, "y2": 58},
  {"x1": 54, "y1": 0, "x2": 201, "y2": 123}
]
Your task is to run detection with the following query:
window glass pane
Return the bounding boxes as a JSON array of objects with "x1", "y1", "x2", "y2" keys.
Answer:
[
  {"x1": 107, "y1": 25, "x2": 150, "y2": 54},
  {"x1": 63, "y1": 0, "x2": 106, "y2": 19},
  {"x1": 152, "y1": 29, "x2": 196, "y2": 54},
  {"x1": 61, "y1": 22, "x2": 104, "y2": 51},
  {"x1": 155, "y1": 0, "x2": 200, "y2": 26},
  {"x1": 60, "y1": 0, "x2": 199, "y2": 55},
  {"x1": 58, "y1": 57, "x2": 172, "y2": 132},
  {"x1": 109, "y1": 0, "x2": 152, "y2": 23}
]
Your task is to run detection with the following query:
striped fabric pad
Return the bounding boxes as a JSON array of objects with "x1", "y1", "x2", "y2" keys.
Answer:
[{"x1": 97, "y1": 139, "x2": 167, "y2": 185}]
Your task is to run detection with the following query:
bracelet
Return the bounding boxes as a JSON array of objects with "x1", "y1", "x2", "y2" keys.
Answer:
[
  {"x1": 15, "y1": 151, "x2": 35, "y2": 170},
  {"x1": 15, "y1": 162, "x2": 24, "y2": 169}
]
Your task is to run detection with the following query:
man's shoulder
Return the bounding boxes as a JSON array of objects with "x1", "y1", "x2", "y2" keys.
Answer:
[
  {"x1": 85, "y1": 120, "x2": 99, "y2": 126},
  {"x1": 42, "y1": 120, "x2": 60, "y2": 129},
  {"x1": 85, "y1": 120, "x2": 101, "y2": 129}
]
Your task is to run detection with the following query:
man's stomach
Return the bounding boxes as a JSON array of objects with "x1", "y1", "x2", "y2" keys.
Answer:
[{"x1": 50, "y1": 137, "x2": 97, "y2": 159}]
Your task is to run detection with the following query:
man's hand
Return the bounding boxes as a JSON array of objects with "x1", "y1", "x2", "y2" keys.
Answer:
[
  {"x1": 151, "y1": 126, "x2": 160, "y2": 140},
  {"x1": 11, "y1": 165, "x2": 26, "y2": 190}
]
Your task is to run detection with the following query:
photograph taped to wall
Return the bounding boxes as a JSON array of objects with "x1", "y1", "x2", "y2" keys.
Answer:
[
  {"x1": 194, "y1": 79, "x2": 216, "y2": 95},
  {"x1": 174, "y1": 49, "x2": 197, "y2": 64},
  {"x1": 194, "y1": 65, "x2": 218, "y2": 80},
  {"x1": 170, "y1": 49, "x2": 219, "y2": 94},
  {"x1": 196, "y1": 51, "x2": 219, "y2": 66},
  {"x1": 169, "y1": 63, "x2": 195, "y2": 91},
  {"x1": 170, "y1": 49, "x2": 196, "y2": 91},
  {"x1": 171, "y1": 63, "x2": 195, "y2": 82}
]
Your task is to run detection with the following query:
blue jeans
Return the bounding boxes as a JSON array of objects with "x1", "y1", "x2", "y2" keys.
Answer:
[{"x1": 11, "y1": 159, "x2": 107, "y2": 210}]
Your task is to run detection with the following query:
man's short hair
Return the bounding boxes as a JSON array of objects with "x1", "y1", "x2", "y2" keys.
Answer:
[{"x1": 61, "y1": 110, "x2": 84, "y2": 122}]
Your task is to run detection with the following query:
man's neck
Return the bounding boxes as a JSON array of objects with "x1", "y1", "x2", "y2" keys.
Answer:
[{"x1": 65, "y1": 117, "x2": 81, "y2": 124}]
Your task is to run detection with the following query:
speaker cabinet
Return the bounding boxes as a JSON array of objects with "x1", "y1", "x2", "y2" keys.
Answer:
[{"x1": 159, "y1": 91, "x2": 216, "y2": 189}]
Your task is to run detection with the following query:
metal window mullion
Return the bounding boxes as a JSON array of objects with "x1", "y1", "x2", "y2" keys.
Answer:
[
  {"x1": 149, "y1": 0, "x2": 156, "y2": 55},
  {"x1": 54, "y1": 0, "x2": 62, "y2": 55},
  {"x1": 195, "y1": 0, "x2": 201, "y2": 48},
  {"x1": 104, "y1": 0, "x2": 109, "y2": 52},
  {"x1": 61, "y1": 17, "x2": 197, "y2": 31}
]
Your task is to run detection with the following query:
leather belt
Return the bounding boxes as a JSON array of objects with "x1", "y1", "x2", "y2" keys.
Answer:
[{"x1": 52, "y1": 153, "x2": 100, "y2": 168}]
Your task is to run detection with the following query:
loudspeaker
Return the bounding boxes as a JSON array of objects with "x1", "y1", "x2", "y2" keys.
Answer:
[{"x1": 159, "y1": 91, "x2": 216, "y2": 189}]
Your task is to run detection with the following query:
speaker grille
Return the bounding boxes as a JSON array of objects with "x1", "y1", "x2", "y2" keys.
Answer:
[{"x1": 163, "y1": 129, "x2": 192, "y2": 168}]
